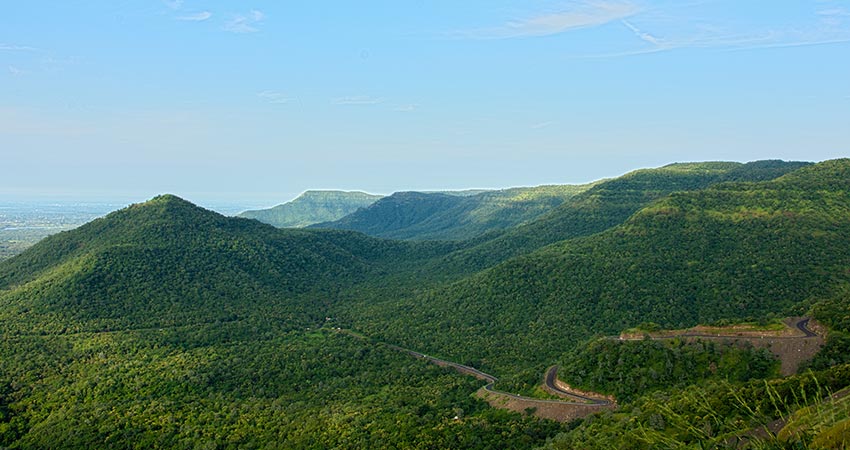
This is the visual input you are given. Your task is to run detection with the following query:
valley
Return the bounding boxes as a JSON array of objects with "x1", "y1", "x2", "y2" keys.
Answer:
[{"x1": 1, "y1": 159, "x2": 849, "y2": 448}]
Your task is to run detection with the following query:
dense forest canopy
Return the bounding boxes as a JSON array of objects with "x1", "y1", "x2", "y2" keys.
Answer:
[{"x1": 1, "y1": 159, "x2": 849, "y2": 448}]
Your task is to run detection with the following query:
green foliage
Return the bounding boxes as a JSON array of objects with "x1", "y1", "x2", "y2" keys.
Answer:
[
  {"x1": 810, "y1": 284, "x2": 850, "y2": 334},
  {"x1": 544, "y1": 363, "x2": 850, "y2": 449},
  {"x1": 635, "y1": 322, "x2": 661, "y2": 332},
  {"x1": 804, "y1": 284, "x2": 850, "y2": 371},
  {"x1": 312, "y1": 184, "x2": 594, "y2": 241},
  {"x1": 0, "y1": 325, "x2": 563, "y2": 448},
  {"x1": 437, "y1": 159, "x2": 810, "y2": 275},
  {"x1": 559, "y1": 338, "x2": 779, "y2": 402},
  {"x1": 777, "y1": 387, "x2": 850, "y2": 447},
  {"x1": 0, "y1": 195, "x2": 458, "y2": 334},
  {"x1": 238, "y1": 190, "x2": 382, "y2": 228},
  {"x1": 335, "y1": 159, "x2": 849, "y2": 393},
  {"x1": 1, "y1": 159, "x2": 847, "y2": 448},
  {"x1": 313, "y1": 192, "x2": 467, "y2": 237}
]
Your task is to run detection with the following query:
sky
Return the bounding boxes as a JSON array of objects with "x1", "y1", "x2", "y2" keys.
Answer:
[{"x1": 2, "y1": 1, "x2": 849, "y2": 207}]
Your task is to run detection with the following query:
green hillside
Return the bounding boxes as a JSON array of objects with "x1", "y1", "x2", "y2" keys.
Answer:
[
  {"x1": 0, "y1": 195, "x2": 458, "y2": 335},
  {"x1": 313, "y1": 184, "x2": 593, "y2": 241},
  {"x1": 312, "y1": 191, "x2": 466, "y2": 237},
  {"x1": 546, "y1": 363, "x2": 850, "y2": 449},
  {"x1": 437, "y1": 160, "x2": 811, "y2": 274},
  {"x1": 2, "y1": 160, "x2": 849, "y2": 448},
  {"x1": 549, "y1": 279, "x2": 850, "y2": 448},
  {"x1": 337, "y1": 159, "x2": 850, "y2": 392},
  {"x1": 0, "y1": 195, "x2": 563, "y2": 448},
  {"x1": 0, "y1": 322, "x2": 561, "y2": 448},
  {"x1": 558, "y1": 338, "x2": 779, "y2": 403},
  {"x1": 238, "y1": 190, "x2": 382, "y2": 228}
]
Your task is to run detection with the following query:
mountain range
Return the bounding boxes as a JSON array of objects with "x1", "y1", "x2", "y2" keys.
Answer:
[
  {"x1": 1, "y1": 159, "x2": 848, "y2": 448},
  {"x1": 310, "y1": 184, "x2": 595, "y2": 241}
]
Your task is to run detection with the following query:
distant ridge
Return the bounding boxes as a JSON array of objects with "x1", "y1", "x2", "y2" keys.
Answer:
[
  {"x1": 436, "y1": 159, "x2": 813, "y2": 273},
  {"x1": 238, "y1": 190, "x2": 382, "y2": 228},
  {"x1": 311, "y1": 184, "x2": 595, "y2": 240}
]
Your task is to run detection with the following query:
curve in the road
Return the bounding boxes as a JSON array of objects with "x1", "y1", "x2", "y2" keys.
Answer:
[
  {"x1": 543, "y1": 366, "x2": 611, "y2": 405},
  {"x1": 796, "y1": 318, "x2": 818, "y2": 337},
  {"x1": 345, "y1": 331, "x2": 612, "y2": 408},
  {"x1": 336, "y1": 318, "x2": 818, "y2": 415}
]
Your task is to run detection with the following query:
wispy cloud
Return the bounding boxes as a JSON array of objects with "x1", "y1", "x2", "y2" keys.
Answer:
[
  {"x1": 577, "y1": 30, "x2": 779, "y2": 59},
  {"x1": 574, "y1": 1, "x2": 850, "y2": 60},
  {"x1": 177, "y1": 11, "x2": 212, "y2": 22},
  {"x1": 621, "y1": 20, "x2": 662, "y2": 45},
  {"x1": 257, "y1": 90, "x2": 290, "y2": 104},
  {"x1": 455, "y1": 1, "x2": 639, "y2": 39},
  {"x1": 224, "y1": 10, "x2": 265, "y2": 33},
  {"x1": 333, "y1": 96, "x2": 385, "y2": 106},
  {"x1": 0, "y1": 43, "x2": 38, "y2": 52},
  {"x1": 8, "y1": 66, "x2": 26, "y2": 76},
  {"x1": 531, "y1": 121, "x2": 555, "y2": 129}
]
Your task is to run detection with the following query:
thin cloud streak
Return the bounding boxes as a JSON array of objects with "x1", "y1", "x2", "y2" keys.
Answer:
[
  {"x1": 574, "y1": 32, "x2": 778, "y2": 59},
  {"x1": 621, "y1": 20, "x2": 662, "y2": 45},
  {"x1": 178, "y1": 11, "x2": 212, "y2": 22},
  {"x1": 0, "y1": 43, "x2": 38, "y2": 52},
  {"x1": 578, "y1": 15, "x2": 850, "y2": 59},
  {"x1": 453, "y1": 1, "x2": 639, "y2": 39},
  {"x1": 224, "y1": 10, "x2": 265, "y2": 33}
]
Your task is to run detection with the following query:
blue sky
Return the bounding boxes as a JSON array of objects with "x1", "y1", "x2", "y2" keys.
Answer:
[{"x1": 2, "y1": 1, "x2": 849, "y2": 206}]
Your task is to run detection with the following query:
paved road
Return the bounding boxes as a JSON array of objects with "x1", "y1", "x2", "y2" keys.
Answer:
[
  {"x1": 543, "y1": 366, "x2": 610, "y2": 405},
  {"x1": 618, "y1": 317, "x2": 819, "y2": 341},
  {"x1": 337, "y1": 329, "x2": 611, "y2": 407},
  {"x1": 796, "y1": 318, "x2": 817, "y2": 337},
  {"x1": 336, "y1": 318, "x2": 817, "y2": 411},
  {"x1": 384, "y1": 343, "x2": 497, "y2": 384}
]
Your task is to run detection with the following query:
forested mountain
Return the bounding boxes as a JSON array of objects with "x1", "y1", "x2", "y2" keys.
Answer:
[
  {"x1": 0, "y1": 195, "x2": 561, "y2": 447},
  {"x1": 435, "y1": 160, "x2": 811, "y2": 274},
  {"x1": 312, "y1": 184, "x2": 593, "y2": 241},
  {"x1": 336, "y1": 159, "x2": 850, "y2": 392},
  {"x1": 0, "y1": 194, "x2": 457, "y2": 334},
  {"x1": 2, "y1": 160, "x2": 849, "y2": 448},
  {"x1": 237, "y1": 190, "x2": 382, "y2": 228}
]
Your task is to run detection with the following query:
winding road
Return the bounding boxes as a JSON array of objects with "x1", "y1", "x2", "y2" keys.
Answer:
[
  {"x1": 395, "y1": 345, "x2": 611, "y2": 406},
  {"x1": 333, "y1": 317, "x2": 819, "y2": 419},
  {"x1": 338, "y1": 329, "x2": 611, "y2": 409}
]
